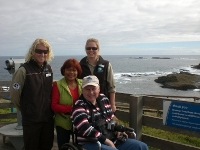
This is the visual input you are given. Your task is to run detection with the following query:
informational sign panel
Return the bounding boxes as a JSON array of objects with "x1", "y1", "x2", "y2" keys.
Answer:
[{"x1": 163, "y1": 100, "x2": 200, "y2": 132}]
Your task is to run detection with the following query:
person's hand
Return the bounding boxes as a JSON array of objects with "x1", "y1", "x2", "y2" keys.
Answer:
[
  {"x1": 116, "y1": 132, "x2": 128, "y2": 139},
  {"x1": 111, "y1": 105, "x2": 116, "y2": 113},
  {"x1": 104, "y1": 138, "x2": 116, "y2": 149}
]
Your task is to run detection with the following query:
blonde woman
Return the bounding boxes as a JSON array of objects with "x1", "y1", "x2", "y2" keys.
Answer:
[
  {"x1": 80, "y1": 38, "x2": 116, "y2": 112},
  {"x1": 10, "y1": 38, "x2": 54, "y2": 150}
]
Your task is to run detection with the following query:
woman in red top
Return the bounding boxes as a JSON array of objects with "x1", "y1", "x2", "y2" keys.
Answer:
[{"x1": 51, "y1": 58, "x2": 82, "y2": 150}]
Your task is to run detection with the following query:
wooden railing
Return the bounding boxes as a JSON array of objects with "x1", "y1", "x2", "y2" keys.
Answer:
[
  {"x1": 1, "y1": 81, "x2": 200, "y2": 150},
  {"x1": 0, "y1": 102, "x2": 16, "y2": 121},
  {"x1": 0, "y1": 81, "x2": 17, "y2": 122},
  {"x1": 115, "y1": 92, "x2": 200, "y2": 150}
]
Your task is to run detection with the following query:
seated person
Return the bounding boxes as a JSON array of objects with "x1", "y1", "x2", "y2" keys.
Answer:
[{"x1": 71, "y1": 75, "x2": 149, "y2": 150}]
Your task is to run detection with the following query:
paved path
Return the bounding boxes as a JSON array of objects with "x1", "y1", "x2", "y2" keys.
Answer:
[{"x1": 0, "y1": 123, "x2": 58, "y2": 150}]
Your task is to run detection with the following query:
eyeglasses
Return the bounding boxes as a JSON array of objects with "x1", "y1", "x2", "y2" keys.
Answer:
[
  {"x1": 86, "y1": 47, "x2": 98, "y2": 50},
  {"x1": 35, "y1": 49, "x2": 49, "y2": 54}
]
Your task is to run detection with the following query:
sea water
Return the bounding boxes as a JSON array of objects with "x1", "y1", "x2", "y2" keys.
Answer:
[{"x1": 0, "y1": 55, "x2": 199, "y2": 97}]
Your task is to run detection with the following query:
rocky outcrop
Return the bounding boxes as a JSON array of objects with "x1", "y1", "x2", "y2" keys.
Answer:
[
  {"x1": 154, "y1": 72, "x2": 200, "y2": 90},
  {"x1": 192, "y1": 63, "x2": 200, "y2": 69}
]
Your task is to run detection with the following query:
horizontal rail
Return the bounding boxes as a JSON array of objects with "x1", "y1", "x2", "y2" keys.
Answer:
[
  {"x1": 142, "y1": 134, "x2": 200, "y2": 150},
  {"x1": 0, "y1": 102, "x2": 15, "y2": 109},
  {"x1": 0, "y1": 92, "x2": 10, "y2": 99},
  {"x1": 0, "y1": 113, "x2": 17, "y2": 119},
  {"x1": 145, "y1": 94, "x2": 200, "y2": 101}
]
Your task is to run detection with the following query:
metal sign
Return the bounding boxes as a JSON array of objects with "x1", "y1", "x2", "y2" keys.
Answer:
[{"x1": 163, "y1": 100, "x2": 200, "y2": 132}]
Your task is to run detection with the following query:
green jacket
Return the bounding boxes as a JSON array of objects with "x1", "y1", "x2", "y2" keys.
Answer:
[{"x1": 54, "y1": 78, "x2": 82, "y2": 130}]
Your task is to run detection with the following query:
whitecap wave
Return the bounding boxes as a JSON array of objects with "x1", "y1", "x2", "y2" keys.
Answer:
[
  {"x1": 114, "y1": 65, "x2": 200, "y2": 86},
  {"x1": 193, "y1": 89, "x2": 200, "y2": 92}
]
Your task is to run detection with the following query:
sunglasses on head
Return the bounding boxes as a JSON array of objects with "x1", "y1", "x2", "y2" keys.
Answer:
[
  {"x1": 35, "y1": 49, "x2": 49, "y2": 54},
  {"x1": 86, "y1": 47, "x2": 98, "y2": 50}
]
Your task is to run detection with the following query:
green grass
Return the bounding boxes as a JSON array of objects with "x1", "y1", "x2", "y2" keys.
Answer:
[
  {"x1": 117, "y1": 120, "x2": 200, "y2": 150},
  {"x1": 0, "y1": 108, "x2": 17, "y2": 122},
  {"x1": 142, "y1": 126, "x2": 200, "y2": 148},
  {"x1": 0, "y1": 108, "x2": 13, "y2": 113}
]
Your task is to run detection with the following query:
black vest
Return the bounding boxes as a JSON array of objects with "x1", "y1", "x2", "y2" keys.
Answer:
[
  {"x1": 20, "y1": 60, "x2": 53, "y2": 124},
  {"x1": 80, "y1": 56, "x2": 109, "y2": 98}
]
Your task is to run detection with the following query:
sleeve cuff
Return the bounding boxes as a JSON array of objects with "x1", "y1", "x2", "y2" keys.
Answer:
[{"x1": 98, "y1": 134, "x2": 106, "y2": 143}]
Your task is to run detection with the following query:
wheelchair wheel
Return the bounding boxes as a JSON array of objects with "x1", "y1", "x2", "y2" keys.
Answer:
[{"x1": 60, "y1": 143, "x2": 83, "y2": 150}]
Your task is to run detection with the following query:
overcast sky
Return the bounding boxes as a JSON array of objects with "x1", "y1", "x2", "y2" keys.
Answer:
[{"x1": 0, "y1": 0, "x2": 200, "y2": 56}]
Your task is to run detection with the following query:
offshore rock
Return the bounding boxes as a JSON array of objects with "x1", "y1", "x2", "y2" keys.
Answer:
[
  {"x1": 152, "y1": 57, "x2": 171, "y2": 59},
  {"x1": 192, "y1": 63, "x2": 200, "y2": 69},
  {"x1": 154, "y1": 72, "x2": 200, "y2": 90}
]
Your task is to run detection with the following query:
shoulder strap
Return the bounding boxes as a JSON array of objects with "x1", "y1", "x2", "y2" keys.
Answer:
[
  {"x1": 88, "y1": 104, "x2": 95, "y2": 125},
  {"x1": 96, "y1": 96, "x2": 107, "y2": 118}
]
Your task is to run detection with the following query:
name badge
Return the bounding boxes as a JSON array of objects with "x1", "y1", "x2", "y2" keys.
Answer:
[{"x1": 46, "y1": 73, "x2": 51, "y2": 77}]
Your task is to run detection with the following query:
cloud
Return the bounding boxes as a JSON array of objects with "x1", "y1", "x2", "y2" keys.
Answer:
[{"x1": 0, "y1": 0, "x2": 200, "y2": 56}]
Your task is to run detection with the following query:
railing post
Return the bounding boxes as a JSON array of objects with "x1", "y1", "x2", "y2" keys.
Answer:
[{"x1": 129, "y1": 95, "x2": 143, "y2": 140}]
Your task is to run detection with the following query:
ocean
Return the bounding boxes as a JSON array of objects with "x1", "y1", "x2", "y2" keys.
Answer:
[{"x1": 0, "y1": 55, "x2": 200, "y2": 97}]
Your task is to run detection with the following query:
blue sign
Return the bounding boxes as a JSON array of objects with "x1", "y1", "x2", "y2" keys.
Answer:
[{"x1": 163, "y1": 100, "x2": 200, "y2": 132}]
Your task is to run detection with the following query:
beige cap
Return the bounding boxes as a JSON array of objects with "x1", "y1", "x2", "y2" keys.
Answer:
[{"x1": 82, "y1": 75, "x2": 99, "y2": 88}]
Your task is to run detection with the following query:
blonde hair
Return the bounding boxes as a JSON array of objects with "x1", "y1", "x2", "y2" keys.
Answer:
[
  {"x1": 85, "y1": 38, "x2": 100, "y2": 51},
  {"x1": 25, "y1": 38, "x2": 54, "y2": 62}
]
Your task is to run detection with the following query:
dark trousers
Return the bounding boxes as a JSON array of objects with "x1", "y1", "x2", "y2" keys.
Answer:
[
  {"x1": 23, "y1": 117, "x2": 54, "y2": 150},
  {"x1": 56, "y1": 126, "x2": 71, "y2": 150}
]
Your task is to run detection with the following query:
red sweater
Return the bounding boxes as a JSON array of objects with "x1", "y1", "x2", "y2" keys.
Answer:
[{"x1": 51, "y1": 82, "x2": 78, "y2": 113}]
